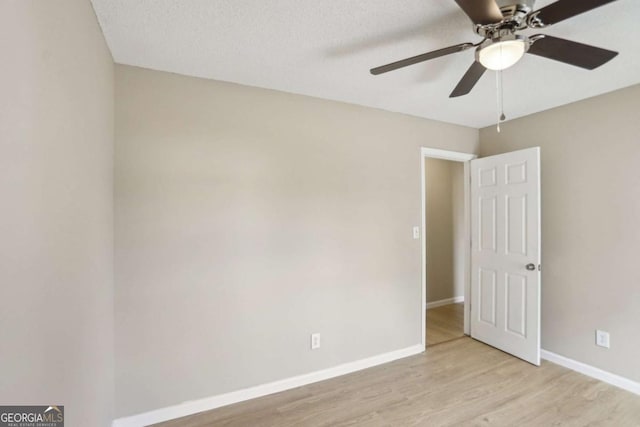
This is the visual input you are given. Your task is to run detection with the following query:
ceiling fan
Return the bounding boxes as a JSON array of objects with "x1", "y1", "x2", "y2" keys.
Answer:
[{"x1": 370, "y1": 0, "x2": 620, "y2": 98}]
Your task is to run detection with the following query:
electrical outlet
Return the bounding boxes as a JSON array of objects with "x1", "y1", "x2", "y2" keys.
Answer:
[
  {"x1": 412, "y1": 226, "x2": 420, "y2": 239},
  {"x1": 311, "y1": 333, "x2": 321, "y2": 350},
  {"x1": 596, "y1": 330, "x2": 610, "y2": 348}
]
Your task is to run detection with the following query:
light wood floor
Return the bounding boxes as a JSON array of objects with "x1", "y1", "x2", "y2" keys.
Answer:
[
  {"x1": 153, "y1": 338, "x2": 640, "y2": 427},
  {"x1": 426, "y1": 302, "x2": 464, "y2": 347}
]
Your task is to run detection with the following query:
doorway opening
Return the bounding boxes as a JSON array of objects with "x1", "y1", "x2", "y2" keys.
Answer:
[{"x1": 420, "y1": 148, "x2": 476, "y2": 349}]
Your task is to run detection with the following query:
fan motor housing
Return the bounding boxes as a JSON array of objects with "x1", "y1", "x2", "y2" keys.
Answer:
[
  {"x1": 475, "y1": 0, "x2": 536, "y2": 37},
  {"x1": 496, "y1": 0, "x2": 536, "y2": 17}
]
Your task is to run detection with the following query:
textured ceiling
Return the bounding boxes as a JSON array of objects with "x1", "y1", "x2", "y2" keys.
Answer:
[{"x1": 91, "y1": 0, "x2": 640, "y2": 128}]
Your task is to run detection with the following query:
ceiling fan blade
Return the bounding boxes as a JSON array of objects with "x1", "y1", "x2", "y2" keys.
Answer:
[
  {"x1": 530, "y1": 0, "x2": 619, "y2": 26},
  {"x1": 370, "y1": 43, "x2": 475, "y2": 75},
  {"x1": 528, "y1": 35, "x2": 618, "y2": 69},
  {"x1": 450, "y1": 61, "x2": 487, "y2": 98},
  {"x1": 454, "y1": 0, "x2": 503, "y2": 25}
]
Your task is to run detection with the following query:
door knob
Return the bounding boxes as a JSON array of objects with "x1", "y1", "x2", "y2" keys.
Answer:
[{"x1": 526, "y1": 263, "x2": 536, "y2": 271}]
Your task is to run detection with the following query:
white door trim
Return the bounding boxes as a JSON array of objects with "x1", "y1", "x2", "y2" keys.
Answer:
[{"x1": 420, "y1": 147, "x2": 477, "y2": 349}]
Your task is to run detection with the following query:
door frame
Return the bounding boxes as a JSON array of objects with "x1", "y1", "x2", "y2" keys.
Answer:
[{"x1": 420, "y1": 147, "x2": 477, "y2": 349}]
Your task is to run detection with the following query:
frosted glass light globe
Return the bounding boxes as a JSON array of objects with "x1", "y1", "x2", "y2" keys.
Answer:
[{"x1": 479, "y1": 39, "x2": 527, "y2": 71}]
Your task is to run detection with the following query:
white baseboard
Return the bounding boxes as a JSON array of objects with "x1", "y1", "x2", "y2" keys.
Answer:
[
  {"x1": 541, "y1": 349, "x2": 640, "y2": 396},
  {"x1": 112, "y1": 344, "x2": 424, "y2": 427},
  {"x1": 426, "y1": 296, "x2": 464, "y2": 310}
]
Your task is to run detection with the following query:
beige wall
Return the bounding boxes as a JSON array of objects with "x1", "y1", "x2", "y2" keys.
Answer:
[
  {"x1": 0, "y1": 1, "x2": 114, "y2": 426},
  {"x1": 480, "y1": 84, "x2": 640, "y2": 382},
  {"x1": 114, "y1": 64, "x2": 478, "y2": 417},
  {"x1": 425, "y1": 159, "x2": 465, "y2": 303}
]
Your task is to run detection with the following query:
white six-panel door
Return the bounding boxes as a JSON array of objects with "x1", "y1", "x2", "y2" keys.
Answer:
[{"x1": 470, "y1": 147, "x2": 541, "y2": 365}]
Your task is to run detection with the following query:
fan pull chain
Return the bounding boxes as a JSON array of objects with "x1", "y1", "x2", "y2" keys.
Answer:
[{"x1": 496, "y1": 70, "x2": 506, "y2": 133}]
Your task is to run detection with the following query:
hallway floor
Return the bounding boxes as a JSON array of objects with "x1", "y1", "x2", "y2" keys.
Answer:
[{"x1": 426, "y1": 302, "x2": 464, "y2": 346}]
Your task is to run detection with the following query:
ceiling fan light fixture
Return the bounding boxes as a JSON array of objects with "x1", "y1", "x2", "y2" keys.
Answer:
[{"x1": 477, "y1": 36, "x2": 529, "y2": 71}]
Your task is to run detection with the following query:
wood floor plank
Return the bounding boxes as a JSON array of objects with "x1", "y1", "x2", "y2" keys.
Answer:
[{"x1": 152, "y1": 337, "x2": 640, "y2": 427}]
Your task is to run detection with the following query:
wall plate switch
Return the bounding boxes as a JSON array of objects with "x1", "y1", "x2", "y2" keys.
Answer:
[
  {"x1": 412, "y1": 226, "x2": 420, "y2": 239},
  {"x1": 311, "y1": 333, "x2": 321, "y2": 350},
  {"x1": 596, "y1": 330, "x2": 610, "y2": 348}
]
